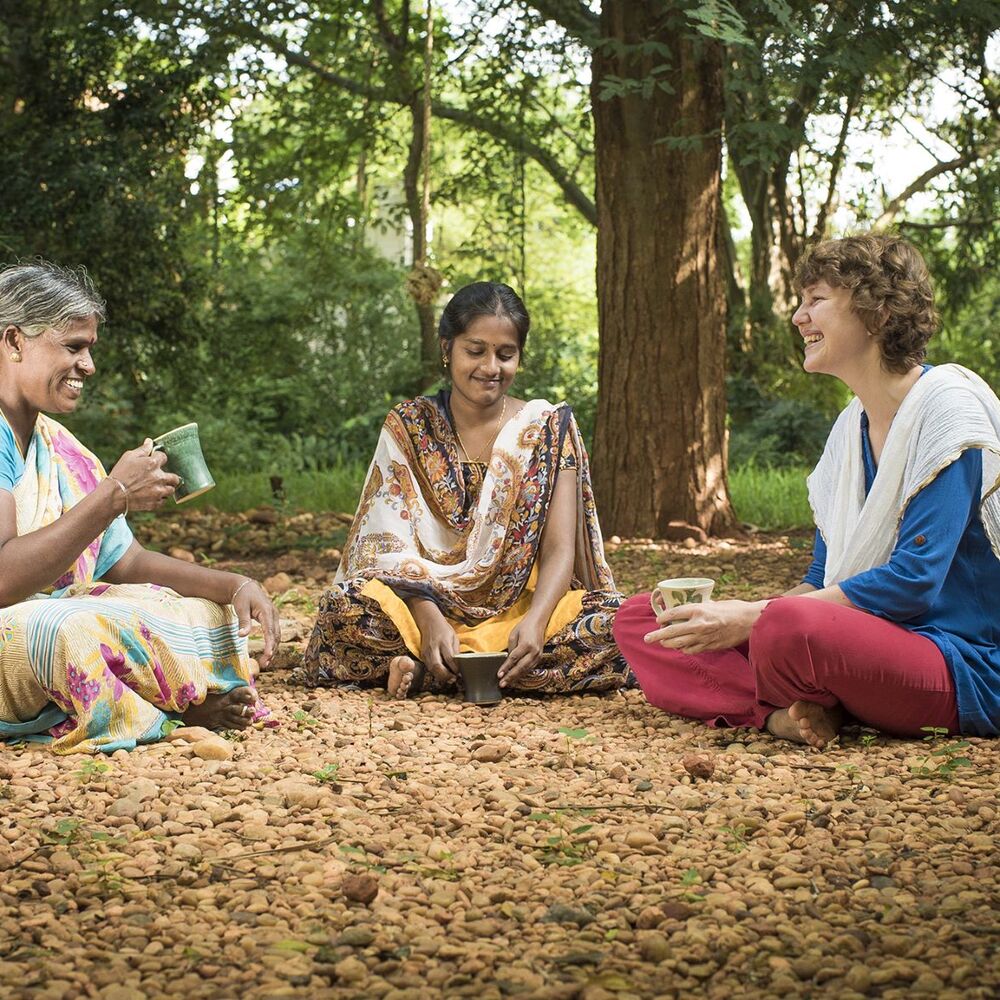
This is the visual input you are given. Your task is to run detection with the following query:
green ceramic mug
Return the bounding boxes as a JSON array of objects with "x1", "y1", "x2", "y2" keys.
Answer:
[{"x1": 152, "y1": 422, "x2": 216, "y2": 504}]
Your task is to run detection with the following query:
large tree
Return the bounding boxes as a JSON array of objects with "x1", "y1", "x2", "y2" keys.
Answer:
[{"x1": 588, "y1": 2, "x2": 735, "y2": 535}]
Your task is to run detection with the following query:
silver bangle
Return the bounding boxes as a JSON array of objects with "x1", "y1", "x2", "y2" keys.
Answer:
[
  {"x1": 107, "y1": 476, "x2": 129, "y2": 516},
  {"x1": 230, "y1": 578, "x2": 253, "y2": 604}
]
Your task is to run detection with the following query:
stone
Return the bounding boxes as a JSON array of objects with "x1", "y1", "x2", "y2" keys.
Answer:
[
  {"x1": 342, "y1": 874, "x2": 379, "y2": 904},
  {"x1": 681, "y1": 754, "x2": 715, "y2": 780},
  {"x1": 191, "y1": 738, "x2": 233, "y2": 761},
  {"x1": 638, "y1": 932, "x2": 670, "y2": 963},
  {"x1": 333, "y1": 956, "x2": 368, "y2": 983},
  {"x1": 263, "y1": 572, "x2": 294, "y2": 595},
  {"x1": 168, "y1": 547, "x2": 196, "y2": 563},
  {"x1": 542, "y1": 903, "x2": 594, "y2": 926},
  {"x1": 472, "y1": 741, "x2": 510, "y2": 763}
]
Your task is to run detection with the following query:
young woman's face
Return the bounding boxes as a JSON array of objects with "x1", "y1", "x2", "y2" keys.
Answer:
[
  {"x1": 12, "y1": 316, "x2": 98, "y2": 414},
  {"x1": 792, "y1": 281, "x2": 874, "y2": 378},
  {"x1": 444, "y1": 314, "x2": 521, "y2": 407}
]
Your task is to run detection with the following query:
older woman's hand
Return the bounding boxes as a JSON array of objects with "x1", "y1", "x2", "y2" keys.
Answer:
[
  {"x1": 643, "y1": 599, "x2": 768, "y2": 654},
  {"x1": 231, "y1": 578, "x2": 281, "y2": 668},
  {"x1": 108, "y1": 439, "x2": 181, "y2": 511}
]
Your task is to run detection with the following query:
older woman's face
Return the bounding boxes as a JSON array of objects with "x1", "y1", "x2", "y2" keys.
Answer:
[
  {"x1": 14, "y1": 316, "x2": 98, "y2": 415},
  {"x1": 792, "y1": 281, "x2": 874, "y2": 379}
]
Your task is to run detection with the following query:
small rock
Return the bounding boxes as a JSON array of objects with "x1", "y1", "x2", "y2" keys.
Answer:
[
  {"x1": 107, "y1": 796, "x2": 141, "y2": 818},
  {"x1": 472, "y1": 741, "x2": 510, "y2": 763},
  {"x1": 624, "y1": 829, "x2": 659, "y2": 850},
  {"x1": 543, "y1": 903, "x2": 594, "y2": 926},
  {"x1": 635, "y1": 906, "x2": 664, "y2": 929},
  {"x1": 168, "y1": 547, "x2": 196, "y2": 563},
  {"x1": 333, "y1": 956, "x2": 368, "y2": 983},
  {"x1": 337, "y1": 926, "x2": 375, "y2": 947},
  {"x1": 659, "y1": 900, "x2": 694, "y2": 921},
  {"x1": 122, "y1": 778, "x2": 159, "y2": 803},
  {"x1": 681, "y1": 754, "x2": 715, "y2": 780},
  {"x1": 341, "y1": 874, "x2": 379, "y2": 904},
  {"x1": 263, "y1": 572, "x2": 293, "y2": 595},
  {"x1": 638, "y1": 931, "x2": 670, "y2": 963},
  {"x1": 248, "y1": 507, "x2": 279, "y2": 525},
  {"x1": 191, "y1": 738, "x2": 233, "y2": 761}
]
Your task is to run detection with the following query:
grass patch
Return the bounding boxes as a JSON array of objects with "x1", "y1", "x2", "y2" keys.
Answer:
[
  {"x1": 729, "y1": 464, "x2": 812, "y2": 531},
  {"x1": 172, "y1": 460, "x2": 812, "y2": 533},
  {"x1": 175, "y1": 466, "x2": 367, "y2": 514}
]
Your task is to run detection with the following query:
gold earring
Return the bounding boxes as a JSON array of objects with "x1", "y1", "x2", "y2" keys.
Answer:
[
  {"x1": 442, "y1": 355, "x2": 449, "y2": 368},
  {"x1": 9, "y1": 351, "x2": 21, "y2": 362}
]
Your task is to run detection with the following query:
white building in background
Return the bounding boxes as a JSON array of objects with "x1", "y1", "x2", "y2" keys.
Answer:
[{"x1": 363, "y1": 182, "x2": 435, "y2": 268}]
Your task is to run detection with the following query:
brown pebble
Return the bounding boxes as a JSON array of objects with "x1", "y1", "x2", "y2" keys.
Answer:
[
  {"x1": 341, "y1": 874, "x2": 379, "y2": 904},
  {"x1": 681, "y1": 754, "x2": 716, "y2": 780}
]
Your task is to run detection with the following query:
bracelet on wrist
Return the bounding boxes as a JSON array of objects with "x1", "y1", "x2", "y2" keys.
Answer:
[
  {"x1": 230, "y1": 578, "x2": 253, "y2": 604},
  {"x1": 107, "y1": 476, "x2": 129, "y2": 516}
]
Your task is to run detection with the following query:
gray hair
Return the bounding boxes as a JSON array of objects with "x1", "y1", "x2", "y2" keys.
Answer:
[{"x1": 0, "y1": 261, "x2": 106, "y2": 339}]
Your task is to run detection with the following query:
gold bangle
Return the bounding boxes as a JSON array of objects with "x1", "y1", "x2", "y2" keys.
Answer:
[
  {"x1": 230, "y1": 578, "x2": 253, "y2": 604},
  {"x1": 108, "y1": 476, "x2": 129, "y2": 516}
]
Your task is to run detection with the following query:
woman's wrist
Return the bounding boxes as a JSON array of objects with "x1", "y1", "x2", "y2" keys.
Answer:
[
  {"x1": 101, "y1": 476, "x2": 129, "y2": 518},
  {"x1": 229, "y1": 575, "x2": 254, "y2": 603}
]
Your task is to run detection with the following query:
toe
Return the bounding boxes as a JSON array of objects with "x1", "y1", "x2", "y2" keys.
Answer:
[{"x1": 230, "y1": 686, "x2": 256, "y2": 706}]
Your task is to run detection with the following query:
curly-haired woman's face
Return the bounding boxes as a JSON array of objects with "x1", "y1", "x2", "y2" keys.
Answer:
[{"x1": 792, "y1": 282, "x2": 875, "y2": 379}]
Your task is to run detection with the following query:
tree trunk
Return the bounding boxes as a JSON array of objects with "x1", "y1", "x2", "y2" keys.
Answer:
[
  {"x1": 402, "y1": 100, "x2": 439, "y2": 391},
  {"x1": 590, "y1": 0, "x2": 736, "y2": 537}
]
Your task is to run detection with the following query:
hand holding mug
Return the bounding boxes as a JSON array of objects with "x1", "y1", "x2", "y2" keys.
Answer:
[{"x1": 108, "y1": 439, "x2": 181, "y2": 511}]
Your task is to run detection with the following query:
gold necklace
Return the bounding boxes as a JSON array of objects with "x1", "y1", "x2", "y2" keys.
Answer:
[{"x1": 454, "y1": 398, "x2": 507, "y2": 464}]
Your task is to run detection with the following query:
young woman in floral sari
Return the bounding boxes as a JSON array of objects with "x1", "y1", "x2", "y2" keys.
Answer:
[
  {"x1": 0, "y1": 262, "x2": 280, "y2": 753},
  {"x1": 300, "y1": 282, "x2": 630, "y2": 698}
]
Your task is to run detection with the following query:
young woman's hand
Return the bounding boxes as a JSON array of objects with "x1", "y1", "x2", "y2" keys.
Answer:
[
  {"x1": 499, "y1": 615, "x2": 546, "y2": 688},
  {"x1": 108, "y1": 439, "x2": 181, "y2": 511},
  {"x1": 643, "y1": 599, "x2": 768, "y2": 654},
  {"x1": 408, "y1": 599, "x2": 459, "y2": 685}
]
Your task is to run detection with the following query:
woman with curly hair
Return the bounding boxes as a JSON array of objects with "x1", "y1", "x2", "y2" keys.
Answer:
[{"x1": 614, "y1": 232, "x2": 1000, "y2": 745}]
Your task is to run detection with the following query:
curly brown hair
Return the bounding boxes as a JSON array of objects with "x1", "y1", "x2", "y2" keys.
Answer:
[{"x1": 795, "y1": 232, "x2": 939, "y2": 374}]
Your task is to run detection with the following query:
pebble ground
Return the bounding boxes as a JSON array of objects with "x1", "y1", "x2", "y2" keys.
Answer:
[{"x1": 1, "y1": 515, "x2": 997, "y2": 999}]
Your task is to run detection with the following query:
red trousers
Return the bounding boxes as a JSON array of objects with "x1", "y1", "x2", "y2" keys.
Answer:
[{"x1": 612, "y1": 595, "x2": 959, "y2": 736}]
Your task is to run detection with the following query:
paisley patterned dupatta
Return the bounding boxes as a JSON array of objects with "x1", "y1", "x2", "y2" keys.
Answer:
[{"x1": 338, "y1": 391, "x2": 615, "y2": 625}]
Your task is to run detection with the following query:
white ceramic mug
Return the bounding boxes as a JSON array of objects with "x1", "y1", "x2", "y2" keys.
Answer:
[{"x1": 650, "y1": 577, "x2": 716, "y2": 616}]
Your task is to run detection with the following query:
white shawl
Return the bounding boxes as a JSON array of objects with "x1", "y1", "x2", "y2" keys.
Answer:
[{"x1": 807, "y1": 364, "x2": 1000, "y2": 586}]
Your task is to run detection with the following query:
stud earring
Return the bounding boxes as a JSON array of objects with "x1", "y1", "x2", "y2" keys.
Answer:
[{"x1": 9, "y1": 351, "x2": 21, "y2": 362}]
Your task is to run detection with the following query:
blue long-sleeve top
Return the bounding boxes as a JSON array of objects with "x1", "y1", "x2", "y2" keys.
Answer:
[{"x1": 803, "y1": 410, "x2": 1000, "y2": 736}]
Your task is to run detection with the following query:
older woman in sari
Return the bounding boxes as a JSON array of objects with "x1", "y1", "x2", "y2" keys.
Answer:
[
  {"x1": 0, "y1": 262, "x2": 279, "y2": 753},
  {"x1": 300, "y1": 281, "x2": 629, "y2": 697}
]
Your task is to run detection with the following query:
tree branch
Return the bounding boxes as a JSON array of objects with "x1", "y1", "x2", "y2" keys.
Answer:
[
  {"x1": 525, "y1": 0, "x2": 599, "y2": 43},
  {"x1": 874, "y1": 138, "x2": 999, "y2": 229},
  {"x1": 241, "y1": 21, "x2": 597, "y2": 224}
]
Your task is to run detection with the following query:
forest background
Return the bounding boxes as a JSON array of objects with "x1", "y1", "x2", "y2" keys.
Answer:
[{"x1": 1, "y1": 0, "x2": 997, "y2": 535}]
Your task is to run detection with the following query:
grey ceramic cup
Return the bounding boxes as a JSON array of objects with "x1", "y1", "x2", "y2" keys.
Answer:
[
  {"x1": 152, "y1": 422, "x2": 216, "y2": 503},
  {"x1": 455, "y1": 652, "x2": 506, "y2": 705}
]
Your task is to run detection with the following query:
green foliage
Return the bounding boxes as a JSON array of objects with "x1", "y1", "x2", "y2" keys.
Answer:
[
  {"x1": 528, "y1": 810, "x2": 596, "y2": 867},
  {"x1": 729, "y1": 463, "x2": 813, "y2": 530},
  {"x1": 911, "y1": 727, "x2": 974, "y2": 781}
]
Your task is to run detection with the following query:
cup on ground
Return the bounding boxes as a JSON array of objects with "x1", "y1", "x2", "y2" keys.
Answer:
[
  {"x1": 455, "y1": 651, "x2": 506, "y2": 705},
  {"x1": 650, "y1": 577, "x2": 715, "y2": 616},
  {"x1": 152, "y1": 422, "x2": 215, "y2": 503}
]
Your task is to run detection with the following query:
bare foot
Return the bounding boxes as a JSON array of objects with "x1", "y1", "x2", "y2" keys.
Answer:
[
  {"x1": 387, "y1": 656, "x2": 423, "y2": 699},
  {"x1": 183, "y1": 686, "x2": 256, "y2": 731},
  {"x1": 767, "y1": 701, "x2": 843, "y2": 749}
]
